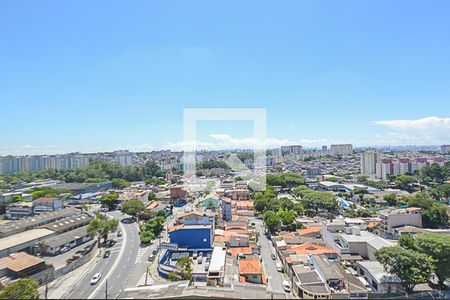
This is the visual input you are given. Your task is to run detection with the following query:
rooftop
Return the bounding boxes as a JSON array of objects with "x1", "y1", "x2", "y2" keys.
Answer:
[
  {"x1": 0, "y1": 252, "x2": 44, "y2": 272},
  {"x1": 208, "y1": 246, "x2": 226, "y2": 273},
  {"x1": 0, "y1": 207, "x2": 81, "y2": 237},
  {"x1": 44, "y1": 225, "x2": 89, "y2": 248},
  {"x1": 239, "y1": 259, "x2": 263, "y2": 275},
  {"x1": 0, "y1": 228, "x2": 55, "y2": 252}
]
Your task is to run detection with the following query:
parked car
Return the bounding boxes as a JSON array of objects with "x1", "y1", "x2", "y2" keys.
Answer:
[
  {"x1": 90, "y1": 273, "x2": 102, "y2": 285},
  {"x1": 107, "y1": 240, "x2": 116, "y2": 248},
  {"x1": 271, "y1": 253, "x2": 276, "y2": 260},
  {"x1": 152, "y1": 249, "x2": 158, "y2": 255},
  {"x1": 282, "y1": 280, "x2": 291, "y2": 293},
  {"x1": 61, "y1": 247, "x2": 70, "y2": 253},
  {"x1": 148, "y1": 254, "x2": 154, "y2": 261},
  {"x1": 103, "y1": 250, "x2": 110, "y2": 258},
  {"x1": 276, "y1": 262, "x2": 283, "y2": 272},
  {"x1": 117, "y1": 231, "x2": 122, "y2": 237}
]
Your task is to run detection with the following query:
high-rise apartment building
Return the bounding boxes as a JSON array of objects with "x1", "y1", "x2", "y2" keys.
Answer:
[
  {"x1": 0, "y1": 153, "x2": 90, "y2": 174},
  {"x1": 114, "y1": 150, "x2": 133, "y2": 166},
  {"x1": 441, "y1": 145, "x2": 450, "y2": 155},
  {"x1": 360, "y1": 150, "x2": 381, "y2": 176},
  {"x1": 330, "y1": 144, "x2": 353, "y2": 156}
]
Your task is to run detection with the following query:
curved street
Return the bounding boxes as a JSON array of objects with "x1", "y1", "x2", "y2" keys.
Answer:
[{"x1": 67, "y1": 210, "x2": 140, "y2": 299}]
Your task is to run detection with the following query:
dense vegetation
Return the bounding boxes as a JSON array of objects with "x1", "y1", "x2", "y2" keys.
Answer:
[
  {"x1": 197, "y1": 160, "x2": 230, "y2": 170},
  {"x1": 266, "y1": 172, "x2": 305, "y2": 188},
  {"x1": 0, "y1": 278, "x2": 40, "y2": 299},
  {"x1": 140, "y1": 214, "x2": 165, "y2": 244}
]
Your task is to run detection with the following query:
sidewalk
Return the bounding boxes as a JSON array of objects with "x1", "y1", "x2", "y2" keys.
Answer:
[{"x1": 38, "y1": 248, "x2": 101, "y2": 299}]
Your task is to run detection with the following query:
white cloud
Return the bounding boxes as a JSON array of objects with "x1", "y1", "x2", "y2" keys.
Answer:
[
  {"x1": 371, "y1": 116, "x2": 450, "y2": 145},
  {"x1": 373, "y1": 116, "x2": 450, "y2": 130}
]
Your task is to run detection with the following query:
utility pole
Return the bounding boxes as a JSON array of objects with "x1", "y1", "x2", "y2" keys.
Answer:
[{"x1": 105, "y1": 279, "x2": 108, "y2": 299}]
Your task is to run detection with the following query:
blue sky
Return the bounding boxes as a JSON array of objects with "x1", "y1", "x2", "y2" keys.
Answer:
[{"x1": 1, "y1": 1, "x2": 449, "y2": 155}]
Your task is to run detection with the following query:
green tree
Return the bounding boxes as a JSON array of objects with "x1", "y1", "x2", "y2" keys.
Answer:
[
  {"x1": 87, "y1": 218, "x2": 104, "y2": 246},
  {"x1": 100, "y1": 192, "x2": 119, "y2": 210},
  {"x1": 111, "y1": 178, "x2": 130, "y2": 189},
  {"x1": 422, "y1": 203, "x2": 448, "y2": 228},
  {"x1": 147, "y1": 191, "x2": 157, "y2": 201},
  {"x1": 263, "y1": 211, "x2": 280, "y2": 233},
  {"x1": 0, "y1": 278, "x2": 40, "y2": 299},
  {"x1": 383, "y1": 193, "x2": 397, "y2": 206},
  {"x1": 375, "y1": 246, "x2": 435, "y2": 294},
  {"x1": 168, "y1": 257, "x2": 192, "y2": 281},
  {"x1": 254, "y1": 198, "x2": 269, "y2": 213},
  {"x1": 410, "y1": 233, "x2": 450, "y2": 288},
  {"x1": 395, "y1": 175, "x2": 418, "y2": 192},
  {"x1": 101, "y1": 218, "x2": 119, "y2": 243},
  {"x1": 302, "y1": 191, "x2": 337, "y2": 217},
  {"x1": 122, "y1": 199, "x2": 145, "y2": 216}
]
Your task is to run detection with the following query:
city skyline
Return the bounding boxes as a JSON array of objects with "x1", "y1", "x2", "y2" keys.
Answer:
[{"x1": 1, "y1": 1, "x2": 450, "y2": 154}]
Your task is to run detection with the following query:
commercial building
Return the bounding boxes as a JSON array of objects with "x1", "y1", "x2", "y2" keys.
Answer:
[
  {"x1": 330, "y1": 144, "x2": 353, "y2": 156},
  {"x1": 356, "y1": 261, "x2": 402, "y2": 294},
  {"x1": 42, "y1": 225, "x2": 91, "y2": 256},
  {"x1": 5, "y1": 202, "x2": 34, "y2": 220},
  {"x1": 322, "y1": 221, "x2": 393, "y2": 261},
  {"x1": 379, "y1": 207, "x2": 422, "y2": 239},
  {"x1": 0, "y1": 228, "x2": 56, "y2": 258},
  {"x1": 0, "y1": 252, "x2": 48, "y2": 284},
  {"x1": 0, "y1": 207, "x2": 81, "y2": 238},
  {"x1": 169, "y1": 224, "x2": 213, "y2": 250},
  {"x1": 33, "y1": 197, "x2": 63, "y2": 215}
]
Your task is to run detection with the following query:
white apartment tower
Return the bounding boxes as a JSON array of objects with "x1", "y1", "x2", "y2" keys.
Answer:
[
  {"x1": 330, "y1": 144, "x2": 353, "y2": 156},
  {"x1": 361, "y1": 150, "x2": 381, "y2": 176}
]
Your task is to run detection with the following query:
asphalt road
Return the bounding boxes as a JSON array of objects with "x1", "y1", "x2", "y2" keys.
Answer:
[
  {"x1": 252, "y1": 218, "x2": 286, "y2": 293},
  {"x1": 67, "y1": 210, "x2": 140, "y2": 299}
]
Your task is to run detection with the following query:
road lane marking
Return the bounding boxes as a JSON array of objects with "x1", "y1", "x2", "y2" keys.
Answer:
[{"x1": 87, "y1": 219, "x2": 127, "y2": 299}]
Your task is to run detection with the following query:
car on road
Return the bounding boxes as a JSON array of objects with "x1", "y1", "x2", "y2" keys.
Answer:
[
  {"x1": 282, "y1": 280, "x2": 291, "y2": 293},
  {"x1": 103, "y1": 250, "x2": 110, "y2": 258},
  {"x1": 148, "y1": 254, "x2": 154, "y2": 261},
  {"x1": 107, "y1": 240, "x2": 116, "y2": 247},
  {"x1": 276, "y1": 262, "x2": 283, "y2": 272},
  {"x1": 152, "y1": 249, "x2": 158, "y2": 255},
  {"x1": 90, "y1": 273, "x2": 102, "y2": 285},
  {"x1": 271, "y1": 253, "x2": 276, "y2": 260},
  {"x1": 117, "y1": 231, "x2": 122, "y2": 237}
]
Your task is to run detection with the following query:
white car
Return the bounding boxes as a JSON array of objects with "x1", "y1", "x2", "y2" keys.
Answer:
[
  {"x1": 282, "y1": 280, "x2": 291, "y2": 293},
  {"x1": 276, "y1": 262, "x2": 283, "y2": 272},
  {"x1": 90, "y1": 273, "x2": 102, "y2": 285}
]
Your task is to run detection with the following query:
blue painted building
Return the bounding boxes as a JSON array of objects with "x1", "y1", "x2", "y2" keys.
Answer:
[{"x1": 168, "y1": 224, "x2": 213, "y2": 250}]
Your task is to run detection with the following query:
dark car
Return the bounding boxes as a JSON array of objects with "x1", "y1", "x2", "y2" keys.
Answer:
[
  {"x1": 152, "y1": 249, "x2": 158, "y2": 255},
  {"x1": 107, "y1": 240, "x2": 116, "y2": 248},
  {"x1": 271, "y1": 254, "x2": 276, "y2": 260},
  {"x1": 103, "y1": 250, "x2": 110, "y2": 258}
]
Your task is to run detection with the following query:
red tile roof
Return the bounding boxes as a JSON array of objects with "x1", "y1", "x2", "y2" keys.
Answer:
[
  {"x1": 239, "y1": 259, "x2": 263, "y2": 275},
  {"x1": 297, "y1": 226, "x2": 322, "y2": 236}
]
